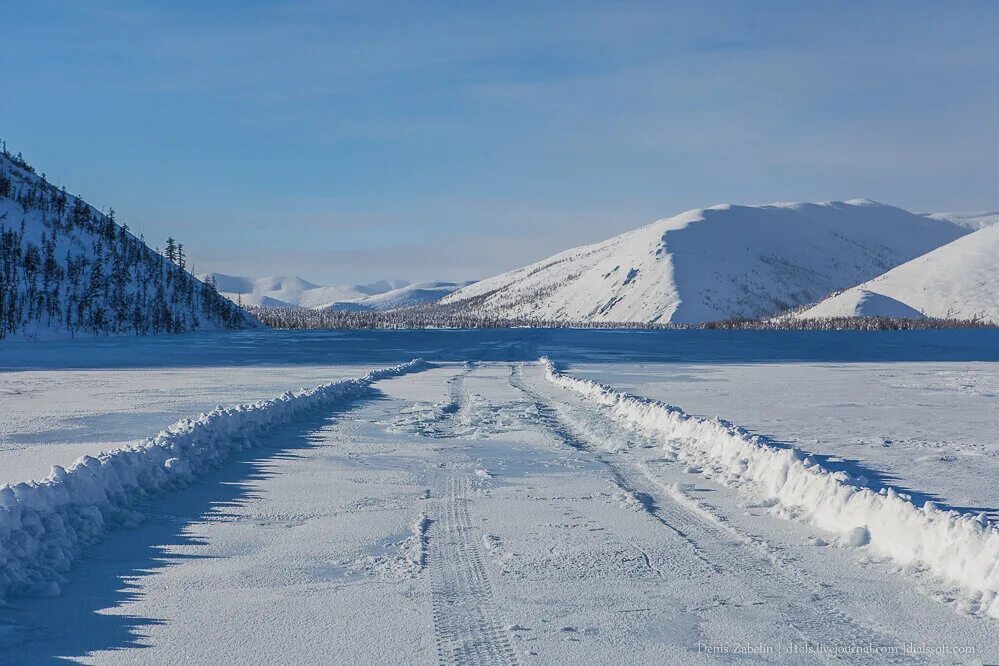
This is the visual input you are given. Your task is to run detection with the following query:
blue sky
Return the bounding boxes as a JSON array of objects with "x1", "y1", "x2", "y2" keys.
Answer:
[{"x1": 2, "y1": 1, "x2": 997, "y2": 283}]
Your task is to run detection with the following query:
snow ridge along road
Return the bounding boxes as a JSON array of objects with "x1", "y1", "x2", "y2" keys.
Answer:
[
  {"x1": 0, "y1": 359, "x2": 430, "y2": 602},
  {"x1": 511, "y1": 366, "x2": 910, "y2": 663},
  {"x1": 540, "y1": 356, "x2": 999, "y2": 619}
]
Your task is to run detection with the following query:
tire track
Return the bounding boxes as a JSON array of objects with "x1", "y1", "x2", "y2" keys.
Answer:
[
  {"x1": 393, "y1": 363, "x2": 474, "y2": 438},
  {"x1": 429, "y1": 476, "x2": 520, "y2": 666},
  {"x1": 425, "y1": 367, "x2": 519, "y2": 665},
  {"x1": 510, "y1": 363, "x2": 917, "y2": 665}
]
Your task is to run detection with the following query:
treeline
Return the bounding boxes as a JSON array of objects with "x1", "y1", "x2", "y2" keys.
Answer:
[
  {"x1": 705, "y1": 316, "x2": 995, "y2": 331},
  {"x1": 0, "y1": 146, "x2": 253, "y2": 339},
  {"x1": 248, "y1": 305, "x2": 995, "y2": 331},
  {"x1": 245, "y1": 306, "x2": 622, "y2": 330}
]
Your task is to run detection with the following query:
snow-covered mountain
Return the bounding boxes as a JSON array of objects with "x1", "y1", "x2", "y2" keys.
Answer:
[
  {"x1": 0, "y1": 150, "x2": 257, "y2": 340},
  {"x1": 196, "y1": 273, "x2": 411, "y2": 309},
  {"x1": 440, "y1": 200, "x2": 970, "y2": 324},
  {"x1": 796, "y1": 223, "x2": 999, "y2": 323},
  {"x1": 324, "y1": 281, "x2": 476, "y2": 311},
  {"x1": 923, "y1": 211, "x2": 999, "y2": 231},
  {"x1": 200, "y1": 273, "x2": 471, "y2": 311}
]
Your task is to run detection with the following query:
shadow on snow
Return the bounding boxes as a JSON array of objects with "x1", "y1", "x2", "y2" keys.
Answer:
[{"x1": 0, "y1": 393, "x2": 385, "y2": 664}]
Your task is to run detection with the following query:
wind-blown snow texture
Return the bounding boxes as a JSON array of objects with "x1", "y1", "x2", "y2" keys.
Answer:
[
  {"x1": 0, "y1": 153, "x2": 257, "y2": 339},
  {"x1": 798, "y1": 223, "x2": 999, "y2": 323},
  {"x1": 199, "y1": 273, "x2": 471, "y2": 312},
  {"x1": 0, "y1": 359, "x2": 428, "y2": 601},
  {"x1": 541, "y1": 357, "x2": 999, "y2": 617},
  {"x1": 442, "y1": 200, "x2": 969, "y2": 324}
]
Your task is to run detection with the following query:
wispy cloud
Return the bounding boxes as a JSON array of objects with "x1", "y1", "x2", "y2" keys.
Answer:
[{"x1": 4, "y1": 1, "x2": 998, "y2": 283}]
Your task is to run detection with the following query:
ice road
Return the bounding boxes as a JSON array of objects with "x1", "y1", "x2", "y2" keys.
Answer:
[{"x1": 1, "y1": 330, "x2": 999, "y2": 664}]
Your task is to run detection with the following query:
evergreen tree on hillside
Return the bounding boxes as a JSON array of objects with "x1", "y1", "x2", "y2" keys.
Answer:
[{"x1": 0, "y1": 147, "x2": 255, "y2": 339}]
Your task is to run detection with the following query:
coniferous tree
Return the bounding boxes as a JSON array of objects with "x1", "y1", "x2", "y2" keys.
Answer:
[{"x1": 0, "y1": 148, "x2": 254, "y2": 339}]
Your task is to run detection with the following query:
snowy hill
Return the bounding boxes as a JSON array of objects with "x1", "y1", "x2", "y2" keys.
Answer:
[
  {"x1": 0, "y1": 150, "x2": 257, "y2": 340},
  {"x1": 924, "y1": 211, "x2": 999, "y2": 231},
  {"x1": 201, "y1": 273, "x2": 470, "y2": 311},
  {"x1": 795, "y1": 289, "x2": 927, "y2": 319},
  {"x1": 440, "y1": 200, "x2": 970, "y2": 324},
  {"x1": 796, "y1": 223, "x2": 999, "y2": 323},
  {"x1": 324, "y1": 281, "x2": 476, "y2": 311},
  {"x1": 196, "y1": 273, "x2": 411, "y2": 309}
]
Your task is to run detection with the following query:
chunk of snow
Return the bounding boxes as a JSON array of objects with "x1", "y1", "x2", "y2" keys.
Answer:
[{"x1": 841, "y1": 526, "x2": 871, "y2": 547}]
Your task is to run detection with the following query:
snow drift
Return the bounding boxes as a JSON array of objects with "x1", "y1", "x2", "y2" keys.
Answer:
[
  {"x1": 797, "y1": 223, "x2": 999, "y2": 324},
  {"x1": 0, "y1": 359, "x2": 429, "y2": 601},
  {"x1": 540, "y1": 357, "x2": 999, "y2": 617},
  {"x1": 441, "y1": 200, "x2": 969, "y2": 324}
]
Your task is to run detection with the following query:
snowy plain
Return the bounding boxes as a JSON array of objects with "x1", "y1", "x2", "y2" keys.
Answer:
[{"x1": 2, "y1": 329, "x2": 999, "y2": 664}]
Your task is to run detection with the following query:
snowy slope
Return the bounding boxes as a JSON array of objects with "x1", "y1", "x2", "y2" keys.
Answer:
[
  {"x1": 441, "y1": 199, "x2": 969, "y2": 324},
  {"x1": 197, "y1": 273, "x2": 413, "y2": 309},
  {"x1": 201, "y1": 273, "x2": 472, "y2": 311},
  {"x1": 324, "y1": 280, "x2": 476, "y2": 311},
  {"x1": 794, "y1": 289, "x2": 926, "y2": 319},
  {"x1": 0, "y1": 152, "x2": 257, "y2": 339},
  {"x1": 797, "y1": 223, "x2": 999, "y2": 323},
  {"x1": 924, "y1": 211, "x2": 999, "y2": 231}
]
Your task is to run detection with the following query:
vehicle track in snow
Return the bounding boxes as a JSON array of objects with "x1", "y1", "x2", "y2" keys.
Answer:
[
  {"x1": 425, "y1": 365, "x2": 519, "y2": 666},
  {"x1": 429, "y1": 475, "x2": 520, "y2": 666},
  {"x1": 393, "y1": 363, "x2": 474, "y2": 438},
  {"x1": 509, "y1": 363, "x2": 916, "y2": 664}
]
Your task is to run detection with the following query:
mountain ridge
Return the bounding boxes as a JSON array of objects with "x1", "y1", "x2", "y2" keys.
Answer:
[
  {"x1": 796, "y1": 223, "x2": 999, "y2": 323},
  {"x1": 199, "y1": 273, "x2": 472, "y2": 312},
  {"x1": 440, "y1": 199, "x2": 971, "y2": 324}
]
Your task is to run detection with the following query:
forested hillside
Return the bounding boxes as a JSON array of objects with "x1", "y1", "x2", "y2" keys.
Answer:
[{"x1": 0, "y1": 145, "x2": 258, "y2": 339}]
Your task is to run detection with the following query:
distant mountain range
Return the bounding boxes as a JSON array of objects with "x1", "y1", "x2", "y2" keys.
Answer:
[
  {"x1": 440, "y1": 199, "x2": 976, "y2": 324},
  {"x1": 198, "y1": 273, "x2": 474, "y2": 312},
  {"x1": 7, "y1": 137, "x2": 995, "y2": 336}
]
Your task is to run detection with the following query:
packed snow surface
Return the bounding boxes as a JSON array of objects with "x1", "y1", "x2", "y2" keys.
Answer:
[
  {"x1": 798, "y1": 223, "x2": 999, "y2": 323},
  {"x1": 198, "y1": 273, "x2": 471, "y2": 311},
  {"x1": 3, "y1": 330, "x2": 999, "y2": 663},
  {"x1": 541, "y1": 357, "x2": 999, "y2": 619},
  {"x1": 441, "y1": 199, "x2": 969, "y2": 323},
  {"x1": 0, "y1": 359, "x2": 428, "y2": 601}
]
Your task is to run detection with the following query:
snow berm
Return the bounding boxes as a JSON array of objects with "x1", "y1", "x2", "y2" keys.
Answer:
[
  {"x1": 541, "y1": 357, "x2": 999, "y2": 617},
  {"x1": 0, "y1": 359, "x2": 429, "y2": 601}
]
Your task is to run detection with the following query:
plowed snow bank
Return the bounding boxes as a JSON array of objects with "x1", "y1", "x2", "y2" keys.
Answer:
[
  {"x1": 0, "y1": 360, "x2": 428, "y2": 600},
  {"x1": 541, "y1": 357, "x2": 999, "y2": 617}
]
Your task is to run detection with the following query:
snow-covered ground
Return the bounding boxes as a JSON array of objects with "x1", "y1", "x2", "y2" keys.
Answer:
[{"x1": 2, "y1": 330, "x2": 999, "y2": 663}]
